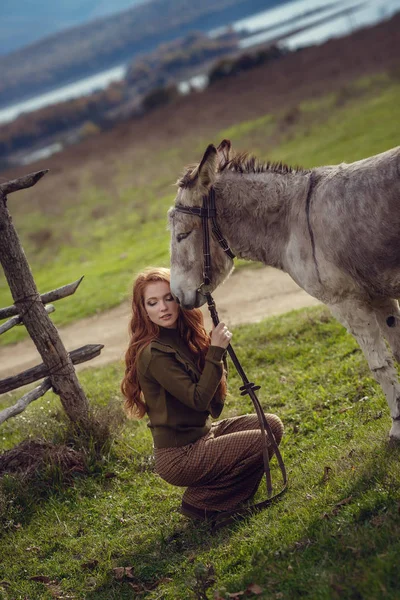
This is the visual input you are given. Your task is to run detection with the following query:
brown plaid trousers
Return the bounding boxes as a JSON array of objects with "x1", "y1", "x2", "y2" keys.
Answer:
[{"x1": 154, "y1": 413, "x2": 284, "y2": 512}]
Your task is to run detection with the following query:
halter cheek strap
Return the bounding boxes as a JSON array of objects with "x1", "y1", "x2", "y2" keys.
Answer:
[{"x1": 176, "y1": 187, "x2": 235, "y2": 291}]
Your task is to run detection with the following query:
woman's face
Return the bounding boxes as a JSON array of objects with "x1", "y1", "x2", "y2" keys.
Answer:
[{"x1": 143, "y1": 280, "x2": 179, "y2": 329}]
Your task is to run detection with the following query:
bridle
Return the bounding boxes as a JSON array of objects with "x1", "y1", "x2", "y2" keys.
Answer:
[
  {"x1": 175, "y1": 186, "x2": 235, "y2": 293},
  {"x1": 175, "y1": 186, "x2": 288, "y2": 529}
]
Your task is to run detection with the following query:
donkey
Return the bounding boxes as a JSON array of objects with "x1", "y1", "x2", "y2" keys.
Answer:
[{"x1": 168, "y1": 140, "x2": 400, "y2": 440}]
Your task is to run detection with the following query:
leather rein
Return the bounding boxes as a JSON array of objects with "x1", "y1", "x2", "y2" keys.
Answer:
[{"x1": 175, "y1": 186, "x2": 287, "y2": 529}]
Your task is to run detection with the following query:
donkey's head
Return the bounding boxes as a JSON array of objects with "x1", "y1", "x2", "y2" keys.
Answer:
[{"x1": 168, "y1": 140, "x2": 234, "y2": 309}]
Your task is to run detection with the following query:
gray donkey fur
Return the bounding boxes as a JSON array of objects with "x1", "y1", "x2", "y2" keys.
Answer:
[{"x1": 168, "y1": 140, "x2": 400, "y2": 440}]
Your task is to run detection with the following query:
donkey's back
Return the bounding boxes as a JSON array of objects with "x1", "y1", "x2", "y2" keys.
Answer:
[{"x1": 313, "y1": 146, "x2": 400, "y2": 297}]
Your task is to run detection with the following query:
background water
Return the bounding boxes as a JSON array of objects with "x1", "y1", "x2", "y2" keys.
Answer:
[{"x1": 0, "y1": 0, "x2": 398, "y2": 125}]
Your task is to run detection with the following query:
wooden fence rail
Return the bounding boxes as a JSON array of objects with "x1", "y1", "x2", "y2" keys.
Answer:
[
  {"x1": 0, "y1": 277, "x2": 83, "y2": 320},
  {"x1": 0, "y1": 304, "x2": 55, "y2": 335},
  {"x1": 0, "y1": 169, "x2": 104, "y2": 428}
]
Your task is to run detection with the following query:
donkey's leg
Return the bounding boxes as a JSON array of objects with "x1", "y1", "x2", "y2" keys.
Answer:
[
  {"x1": 329, "y1": 299, "x2": 400, "y2": 440},
  {"x1": 371, "y1": 297, "x2": 400, "y2": 363}
]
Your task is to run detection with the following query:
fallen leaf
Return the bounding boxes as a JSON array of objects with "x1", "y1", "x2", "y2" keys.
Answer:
[
  {"x1": 320, "y1": 496, "x2": 353, "y2": 517},
  {"x1": 124, "y1": 567, "x2": 135, "y2": 579},
  {"x1": 294, "y1": 539, "x2": 311, "y2": 550},
  {"x1": 0, "y1": 581, "x2": 11, "y2": 588},
  {"x1": 335, "y1": 496, "x2": 352, "y2": 507},
  {"x1": 323, "y1": 466, "x2": 332, "y2": 482},
  {"x1": 47, "y1": 582, "x2": 64, "y2": 599},
  {"x1": 29, "y1": 576, "x2": 52, "y2": 583},
  {"x1": 128, "y1": 582, "x2": 143, "y2": 592},
  {"x1": 332, "y1": 496, "x2": 352, "y2": 515},
  {"x1": 112, "y1": 567, "x2": 125, "y2": 581},
  {"x1": 339, "y1": 406, "x2": 353, "y2": 413},
  {"x1": 81, "y1": 559, "x2": 99, "y2": 570},
  {"x1": 247, "y1": 583, "x2": 263, "y2": 594},
  {"x1": 370, "y1": 515, "x2": 385, "y2": 527}
]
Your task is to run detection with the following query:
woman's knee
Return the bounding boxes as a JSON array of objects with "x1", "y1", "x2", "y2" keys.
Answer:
[{"x1": 266, "y1": 413, "x2": 284, "y2": 445}]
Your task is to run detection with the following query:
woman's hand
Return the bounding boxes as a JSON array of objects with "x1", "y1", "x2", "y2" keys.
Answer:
[{"x1": 210, "y1": 322, "x2": 232, "y2": 349}]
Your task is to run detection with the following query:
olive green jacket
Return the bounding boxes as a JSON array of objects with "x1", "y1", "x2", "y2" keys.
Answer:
[{"x1": 137, "y1": 327, "x2": 226, "y2": 448}]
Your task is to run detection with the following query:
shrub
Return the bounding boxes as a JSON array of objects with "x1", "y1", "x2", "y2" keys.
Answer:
[{"x1": 141, "y1": 85, "x2": 179, "y2": 112}]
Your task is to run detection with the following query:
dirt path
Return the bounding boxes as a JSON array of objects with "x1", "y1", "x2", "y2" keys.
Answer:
[{"x1": 0, "y1": 267, "x2": 320, "y2": 379}]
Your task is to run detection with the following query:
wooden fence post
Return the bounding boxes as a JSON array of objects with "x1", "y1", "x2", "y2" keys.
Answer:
[{"x1": 0, "y1": 171, "x2": 90, "y2": 425}]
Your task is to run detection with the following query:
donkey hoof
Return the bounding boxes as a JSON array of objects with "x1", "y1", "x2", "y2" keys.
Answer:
[{"x1": 389, "y1": 419, "x2": 400, "y2": 442}]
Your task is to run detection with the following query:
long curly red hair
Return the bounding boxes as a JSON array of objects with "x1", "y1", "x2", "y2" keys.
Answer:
[{"x1": 121, "y1": 267, "x2": 227, "y2": 418}]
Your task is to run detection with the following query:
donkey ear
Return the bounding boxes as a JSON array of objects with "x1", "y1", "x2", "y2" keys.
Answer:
[
  {"x1": 217, "y1": 139, "x2": 232, "y2": 169},
  {"x1": 197, "y1": 144, "x2": 217, "y2": 188}
]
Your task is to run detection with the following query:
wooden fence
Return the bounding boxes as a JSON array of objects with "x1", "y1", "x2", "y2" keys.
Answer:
[{"x1": 0, "y1": 170, "x2": 103, "y2": 427}]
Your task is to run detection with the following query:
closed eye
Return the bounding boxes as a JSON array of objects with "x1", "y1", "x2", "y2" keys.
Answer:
[{"x1": 177, "y1": 231, "x2": 192, "y2": 242}]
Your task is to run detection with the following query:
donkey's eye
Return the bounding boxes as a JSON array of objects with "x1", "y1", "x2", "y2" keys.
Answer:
[{"x1": 177, "y1": 231, "x2": 192, "y2": 242}]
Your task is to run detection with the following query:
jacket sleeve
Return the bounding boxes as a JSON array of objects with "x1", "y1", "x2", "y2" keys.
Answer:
[
  {"x1": 146, "y1": 345, "x2": 226, "y2": 412},
  {"x1": 209, "y1": 354, "x2": 228, "y2": 418},
  {"x1": 209, "y1": 395, "x2": 225, "y2": 418}
]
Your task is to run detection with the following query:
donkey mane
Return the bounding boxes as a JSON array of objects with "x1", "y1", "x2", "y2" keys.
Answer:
[
  {"x1": 221, "y1": 152, "x2": 309, "y2": 176},
  {"x1": 177, "y1": 151, "x2": 309, "y2": 187}
]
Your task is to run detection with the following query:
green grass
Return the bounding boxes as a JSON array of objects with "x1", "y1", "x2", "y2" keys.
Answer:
[
  {"x1": 0, "y1": 307, "x2": 399, "y2": 599},
  {"x1": 266, "y1": 76, "x2": 400, "y2": 167},
  {"x1": 1, "y1": 73, "x2": 399, "y2": 345}
]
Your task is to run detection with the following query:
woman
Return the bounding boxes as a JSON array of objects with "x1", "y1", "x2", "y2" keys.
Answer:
[{"x1": 121, "y1": 267, "x2": 284, "y2": 521}]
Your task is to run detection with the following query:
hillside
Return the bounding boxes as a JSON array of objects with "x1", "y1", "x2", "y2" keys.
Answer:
[
  {"x1": 0, "y1": 12, "x2": 399, "y2": 348},
  {"x1": 0, "y1": 0, "x2": 145, "y2": 56},
  {"x1": 0, "y1": 0, "x2": 288, "y2": 107},
  {"x1": 2, "y1": 11, "x2": 399, "y2": 183}
]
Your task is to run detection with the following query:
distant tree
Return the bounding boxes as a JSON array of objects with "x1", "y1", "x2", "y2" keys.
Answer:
[
  {"x1": 141, "y1": 85, "x2": 178, "y2": 112},
  {"x1": 0, "y1": 0, "x2": 250, "y2": 106},
  {"x1": 209, "y1": 44, "x2": 287, "y2": 85},
  {"x1": 125, "y1": 30, "x2": 238, "y2": 91},
  {"x1": 80, "y1": 121, "x2": 101, "y2": 139},
  {"x1": 208, "y1": 58, "x2": 235, "y2": 84}
]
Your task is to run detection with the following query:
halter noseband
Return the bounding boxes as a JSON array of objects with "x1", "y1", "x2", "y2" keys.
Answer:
[{"x1": 175, "y1": 186, "x2": 235, "y2": 292}]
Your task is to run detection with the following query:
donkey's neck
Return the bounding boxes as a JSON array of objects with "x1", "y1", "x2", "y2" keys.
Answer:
[{"x1": 214, "y1": 170, "x2": 311, "y2": 270}]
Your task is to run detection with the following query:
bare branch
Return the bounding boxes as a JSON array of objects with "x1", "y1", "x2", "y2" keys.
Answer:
[
  {"x1": 0, "y1": 378, "x2": 52, "y2": 425},
  {"x1": 0, "y1": 304, "x2": 55, "y2": 335},
  {"x1": 0, "y1": 170, "x2": 49, "y2": 196},
  {"x1": 0, "y1": 277, "x2": 83, "y2": 320},
  {"x1": 40, "y1": 276, "x2": 84, "y2": 304},
  {"x1": 0, "y1": 344, "x2": 104, "y2": 394}
]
